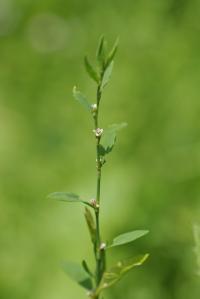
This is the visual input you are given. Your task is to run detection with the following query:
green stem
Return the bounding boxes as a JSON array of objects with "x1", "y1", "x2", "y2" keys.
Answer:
[{"x1": 93, "y1": 82, "x2": 106, "y2": 296}]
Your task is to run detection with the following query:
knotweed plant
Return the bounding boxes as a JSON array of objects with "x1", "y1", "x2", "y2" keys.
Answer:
[{"x1": 48, "y1": 36, "x2": 149, "y2": 299}]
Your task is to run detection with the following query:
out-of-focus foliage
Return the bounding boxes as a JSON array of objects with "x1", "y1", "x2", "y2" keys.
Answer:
[
  {"x1": 193, "y1": 224, "x2": 200, "y2": 276},
  {"x1": 1, "y1": 0, "x2": 200, "y2": 298}
]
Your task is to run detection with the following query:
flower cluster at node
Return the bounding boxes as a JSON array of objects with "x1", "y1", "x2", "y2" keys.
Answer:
[
  {"x1": 93, "y1": 128, "x2": 103, "y2": 137},
  {"x1": 90, "y1": 198, "x2": 100, "y2": 209},
  {"x1": 91, "y1": 103, "x2": 97, "y2": 112},
  {"x1": 100, "y1": 242, "x2": 106, "y2": 250}
]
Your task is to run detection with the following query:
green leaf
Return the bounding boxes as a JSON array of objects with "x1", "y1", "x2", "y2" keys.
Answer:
[
  {"x1": 95, "y1": 254, "x2": 149, "y2": 295},
  {"x1": 100, "y1": 61, "x2": 114, "y2": 91},
  {"x1": 107, "y1": 230, "x2": 149, "y2": 249},
  {"x1": 100, "y1": 122, "x2": 127, "y2": 156},
  {"x1": 48, "y1": 192, "x2": 92, "y2": 207},
  {"x1": 82, "y1": 260, "x2": 94, "y2": 278},
  {"x1": 105, "y1": 37, "x2": 119, "y2": 68},
  {"x1": 96, "y1": 35, "x2": 106, "y2": 66},
  {"x1": 72, "y1": 86, "x2": 91, "y2": 112},
  {"x1": 84, "y1": 56, "x2": 99, "y2": 83},
  {"x1": 84, "y1": 207, "x2": 96, "y2": 244},
  {"x1": 62, "y1": 261, "x2": 93, "y2": 290}
]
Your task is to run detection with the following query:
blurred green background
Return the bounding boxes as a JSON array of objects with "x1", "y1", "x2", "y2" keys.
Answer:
[{"x1": 1, "y1": 0, "x2": 200, "y2": 298}]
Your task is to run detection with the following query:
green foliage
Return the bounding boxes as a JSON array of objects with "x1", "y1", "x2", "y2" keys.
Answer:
[
  {"x1": 100, "y1": 61, "x2": 114, "y2": 91},
  {"x1": 105, "y1": 37, "x2": 119, "y2": 68},
  {"x1": 73, "y1": 86, "x2": 91, "y2": 112},
  {"x1": 62, "y1": 261, "x2": 93, "y2": 290},
  {"x1": 2, "y1": 3, "x2": 200, "y2": 299},
  {"x1": 84, "y1": 36, "x2": 120, "y2": 94},
  {"x1": 107, "y1": 230, "x2": 149, "y2": 249},
  {"x1": 47, "y1": 192, "x2": 92, "y2": 207},
  {"x1": 96, "y1": 35, "x2": 106, "y2": 67},
  {"x1": 84, "y1": 207, "x2": 96, "y2": 244},
  {"x1": 99, "y1": 122, "x2": 127, "y2": 156},
  {"x1": 95, "y1": 254, "x2": 149, "y2": 295},
  {"x1": 82, "y1": 260, "x2": 94, "y2": 278},
  {"x1": 50, "y1": 36, "x2": 149, "y2": 298},
  {"x1": 84, "y1": 56, "x2": 99, "y2": 83}
]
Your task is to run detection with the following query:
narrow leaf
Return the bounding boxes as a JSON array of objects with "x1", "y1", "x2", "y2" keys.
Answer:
[
  {"x1": 73, "y1": 86, "x2": 91, "y2": 112},
  {"x1": 96, "y1": 35, "x2": 106, "y2": 66},
  {"x1": 84, "y1": 207, "x2": 96, "y2": 244},
  {"x1": 48, "y1": 192, "x2": 81, "y2": 202},
  {"x1": 100, "y1": 122, "x2": 127, "y2": 156},
  {"x1": 95, "y1": 254, "x2": 149, "y2": 295},
  {"x1": 82, "y1": 260, "x2": 94, "y2": 278},
  {"x1": 84, "y1": 56, "x2": 99, "y2": 83},
  {"x1": 107, "y1": 230, "x2": 149, "y2": 249},
  {"x1": 105, "y1": 37, "x2": 119, "y2": 68},
  {"x1": 48, "y1": 192, "x2": 92, "y2": 207},
  {"x1": 62, "y1": 261, "x2": 93, "y2": 290},
  {"x1": 100, "y1": 61, "x2": 114, "y2": 91}
]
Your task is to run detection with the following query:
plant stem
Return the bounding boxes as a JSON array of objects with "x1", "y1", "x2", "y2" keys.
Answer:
[{"x1": 93, "y1": 82, "x2": 105, "y2": 297}]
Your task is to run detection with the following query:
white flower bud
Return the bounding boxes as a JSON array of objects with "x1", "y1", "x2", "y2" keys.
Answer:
[
  {"x1": 90, "y1": 198, "x2": 100, "y2": 209},
  {"x1": 93, "y1": 128, "x2": 103, "y2": 137},
  {"x1": 100, "y1": 242, "x2": 106, "y2": 250},
  {"x1": 91, "y1": 103, "x2": 97, "y2": 112}
]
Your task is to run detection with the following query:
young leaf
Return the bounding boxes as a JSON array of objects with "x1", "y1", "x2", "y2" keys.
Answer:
[
  {"x1": 100, "y1": 61, "x2": 114, "y2": 91},
  {"x1": 48, "y1": 192, "x2": 92, "y2": 207},
  {"x1": 84, "y1": 56, "x2": 99, "y2": 83},
  {"x1": 82, "y1": 260, "x2": 94, "y2": 278},
  {"x1": 73, "y1": 86, "x2": 91, "y2": 112},
  {"x1": 84, "y1": 207, "x2": 96, "y2": 244},
  {"x1": 95, "y1": 254, "x2": 149, "y2": 295},
  {"x1": 105, "y1": 37, "x2": 119, "y2": 68},
  {"x1": 100, "y1": 122, "x2": 127, "y2": 156},
  {"x1": 96, "y1": 35, "x2": 106, "y2": 67},
  {"x1": 107, "y1": 230, "x2": 149, "y2": 249},
  {"x1": 62, "y1": 261, "x2": 93, "y2": 290}
]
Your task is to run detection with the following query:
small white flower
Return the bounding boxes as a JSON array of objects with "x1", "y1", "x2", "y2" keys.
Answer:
[
  {"x1": 91, "y1": 103, "x2": 97, "y2": 112},
  {"x1": 93, "y1": 128, "x2": 103, "y2": 137},
  {"x1": 90, "y1": 198, "x2": 100, "y2": 209},
  {"x1": 100, "y1": 242, "x2": 106, "y2": 250}
]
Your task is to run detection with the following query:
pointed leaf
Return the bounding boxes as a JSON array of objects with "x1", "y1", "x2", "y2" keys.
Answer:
[
  {"x1": 48, "y1": 192, "x2": 80, "y2": 202},
  {"x1": 105, "y1": 37, "x2": 119, "y2": 68},
  {"x1": 100, "y1": 122, "x2": 127, "y2": 156},
  {"x1": 84, "y1": 207, "x2": 96, "y2": 244},
  {"x1": 107, "y1": 230, "x2": 149, "y2": 249},
  {"x1": 96, "y1": 35, "x2": 106, "y2": 66},
  {"x1": 48, "y1": 192, "x2": 92, "y2": 207},
  {"x1": 82, "y1": 260, "x2": 94, "y2": 278},
  {"x1": 73, "y1": 86, "x2": 91, "y2": 112},
  {"x1": 95, "y1": 254, "x2": 149, "y2": 295},
  {"x1": 62, "y1": 261, "x2": 93, "y2": 290},
  {"x1": 84, "y1": 56, "x2": 99, "y2": 83},
  {"x1": 100, "y1": 61, "x2": 114, "y2": 91}
]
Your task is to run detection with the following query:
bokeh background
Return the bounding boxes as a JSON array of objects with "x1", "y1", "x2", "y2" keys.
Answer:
[{"x1": 1, "y1": 0, "x2": 200, "y2": 298}]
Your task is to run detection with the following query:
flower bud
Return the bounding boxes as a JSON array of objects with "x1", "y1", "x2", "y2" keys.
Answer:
[
  {"x1": 90, "y1": 198, "x2": 100, "y2": 209},
  {"x1": 100, "y1": 242, "x2": 106, "y2": 250},
  {"x1": 93, "y1": 128, "x2": 103, "y2": 138},
  {"x1": 91, "y1": 103, "x2": 97, "y2": 112}
]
